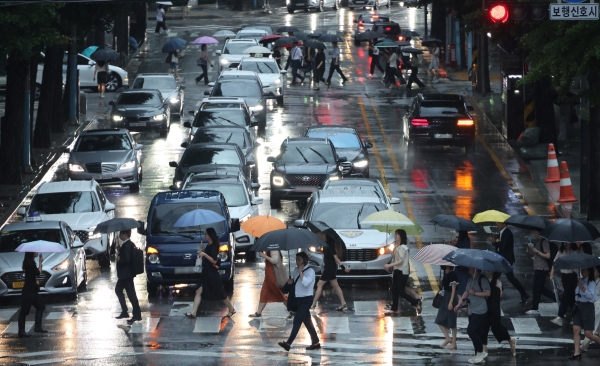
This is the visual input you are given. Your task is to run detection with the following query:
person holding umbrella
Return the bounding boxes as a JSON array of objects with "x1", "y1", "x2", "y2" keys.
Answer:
[
  {"x1": 490, "y1": 221, "x2": 529, "y2": 304},
  {"x1": 310, "y1": 233, "x2": 350, "y2": 311},
  {"x1": 368, "y1": 39, "x2": 384, "y2": 77},
  {"x1": 115, "y1": 229, "x2": 142, "y2": 324},
  {"x1": 313, "y1": 47, "x2": 326, "y2": 90},
  {"x1": 290, "y1": 42, "x2": 304, "y2": 85},
  {"x1": 405, "y1": 52, "x2": 425, "y2": 90},
  {"x1": 272, "y1": 45, "x2": 282, "y2": 68},
  {"x1": 428, "y1": 42, "x2": 440, "y2": 83},
  {"x1": 550, "y1": 242, "x2": 578, "y2": 326},
  {"x1": 93, "y1": 61, "x2": 109, "y2": 98},
  {"x1": 167, "y1": 51, "x2": 179, "y2": 80},
  {"x1": 434, "y1": 265, "x2": 458, "y2": 350},
  {"x1": 454, "y1": 230, "x2": 471, "y2": 295},
  {"x1": 325, "y1": 42, "x2": 348, "y2": 89},
  {"x1": 525, "y1": 229, "x2": 556, "y2": 315},
  {"x1": 17, "y1": 252, "x2": 47, "y2": 337},
  {"x1": 480, "y1": 271, "x2": 517, "y2": 357},
  {"x1": 248, "y1": 249, "x2": 288, "y2": 318},
  {"x1": 195, "y1": 44, "x2": 213, "y2": 85},
  {"x1": 568, "y1": 267, "x2": 600, "y2": 360}
]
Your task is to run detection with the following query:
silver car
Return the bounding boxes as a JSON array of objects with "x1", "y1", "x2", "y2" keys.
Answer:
[
  {"x1": 67, "y1": 129, "x2": 143, "y2": 191},
  {"x1": 0, "y1": 219, "x2": 87, "y2": 298}
]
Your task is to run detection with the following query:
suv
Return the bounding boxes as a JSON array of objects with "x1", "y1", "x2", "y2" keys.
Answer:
[
  {"x1": 372, "y1": 22, "x2": 403, "y2": 42},
  {"x1": 354, "y1": 13, "x2": 390, "y2": 45},
  {"x1": 267, "y1": 138, "x2": 345, "y2": 207},
  {"x1": 216, "y1": 38, "x2": 258, "y2": 72},
  {"x1": 184, "y1": 97, "x2": 253, "y2": 142},
  {"x1": 402, "y1": 93, "x2": 475, "y2": 154},
  {"x1": 348, "y1": 0, "x2": 389, "y2": 11},
  {"x1": 17, "y1": 180, "x2": 116, "y2": 267},
  {"x1": 294, "y1": 188, "x2": 395, "y2": 284},
  {"x1": 322, "y1": 177, "x2": 401, "y2": 207},
  {"x1": 130, "y1": 73, "x2": 185, "y2": 116},
  {"x1": 238, "y1": 57, "x2": 286, "y2": 105},
  {"x1": 287, "y1": 0, "x2": 340, "y2": 13}
]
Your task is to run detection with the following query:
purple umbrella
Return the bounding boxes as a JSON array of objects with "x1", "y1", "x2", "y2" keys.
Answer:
[{"x1": 193, "y1": 36, "x2": 219, "y2": 45}]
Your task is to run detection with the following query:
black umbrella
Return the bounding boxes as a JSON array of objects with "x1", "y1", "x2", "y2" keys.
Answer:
[
  {"x1": 541, "y1": 218, "x2": 600, "y2": 243},
  {"x1": 395, "y1": 41, "x2": 412, "y2": 47},
  {"x1": 318, "y1": 34, "x2": 343, "y2": 43},
  {"x1": 430, "y1": 215, "x2": 477, "y2": 232},
  {"x1": 356, "y1": 31, "x2": 382, "y2": 41},
  {"x1": 304, "y1": 39, "x2": 326, "y2": 50},
  {"x1": 274, "y1": 36, "x2": 298, "y2": 47},
  {"x1": 307, "y1": 30, "x2": 325, "y2": 38},
  {"x1": 554, "y1": 253, "x2": 600, "y2": 270},
  {"x1": 294, "y1": 32, "x2": 310, "y2": 41},
  {"x1": 305, "y1": 221, "x2": 345, "y2": 249},
  {"x1": 442, "y1": 249, "x2": 513, "y2": 273},
  {"x1": 399, "y1": 30, "x2": 420, "y2": 38},
  {"x1": 401, "y1": 47, "x2": 423, "y2": 54},
  {"x1": 505, "y1": 215, "x2": 547, "y2": 231},
  {"x1": 93, "y1": 218, "x2": 141, "y2": 234},
  {"x1": 421, "y1": 38, "x2": 442, "y2": 47},
  {"x1": 90, "y1": 48, "x2": 119, "y2": 62},
  {"x1": 277, "y1": 26, "x2": 300, "y2": 34}
]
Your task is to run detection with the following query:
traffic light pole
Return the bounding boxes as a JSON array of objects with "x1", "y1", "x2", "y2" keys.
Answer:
[{"x1": 478, "y1": 0, "x2": 491, "y2": 95}]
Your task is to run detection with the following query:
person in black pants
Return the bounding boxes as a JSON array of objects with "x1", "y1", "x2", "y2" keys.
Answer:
[
  {"x1": 18, "y1": 252, "x2": 47, "y2": 337},
  {"x1": 313, "y1": 48, "x2": 326, "y2": 90},
  {"x1": 550, "y1": 243, "x2": 578, "y2": 326},
  {"x1": 284, "y1": 47, "x2": 292, "y2": 71},
  {"x1": 490, "y1": 222, "x2": 529, "y2": 303},
  {"x1": 480, "y1": 272, "x2": 517, "y2": 356},
  {"x1": 405, "y1": 52, "x2": 425, "y2": 90},
  {"x1": 115, "y1": 229, "x2": 142, "y2": 325},
  {"x1": 311, "y1": 233, "x2": 350, "y2": 310},
  {"x1": 525, "y1": 230, "x2": 556, "y2": 315},
  {"x1": 326, "y1": 42, "x2": 347, "y2": 89},
  {"x1": 369, "y1": 39, "x2": 384, "y2": 76}
]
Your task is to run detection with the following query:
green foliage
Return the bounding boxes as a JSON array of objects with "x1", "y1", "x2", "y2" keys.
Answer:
[{"x1": 57, "y1": 2, "x2": 133, "y2": 38}]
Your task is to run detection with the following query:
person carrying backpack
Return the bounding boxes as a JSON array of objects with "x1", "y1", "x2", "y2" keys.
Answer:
[
  {"x1": 525, "y1": 229, "x2": 557, "y2": 315},
  {"x1": 114, "y1": 229, "x2": 142, "y2": 325},
  {"x1": 480, "y1": 272, "x2": 517, "y2": 356}
]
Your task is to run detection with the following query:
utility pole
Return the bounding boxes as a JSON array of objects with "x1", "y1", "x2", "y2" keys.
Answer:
[{"x1": 580, "y1": 71, "x2": 590, "y2": 214}]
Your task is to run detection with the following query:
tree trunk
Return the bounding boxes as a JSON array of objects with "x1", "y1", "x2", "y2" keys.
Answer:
[
  {"x1": 587, "y1": 73, "x2": 600, "y2": 220},
  {"x1": 62, "y1": 46, "x2": 75, "y2": 124},
  {"x1": 0, "y1": 57, "x2": 28, "y2": 185},
  {"x1": 35, "y1": 44, "x2": 64, "y2": 148}
]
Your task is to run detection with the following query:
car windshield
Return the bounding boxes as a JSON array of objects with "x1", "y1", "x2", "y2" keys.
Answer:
[
  {"x1": 237, "y1": 33, "x2": 265, "y2": 39},
  {"x1": 192, "y1": 130, "x2": 247, "y2": 148},
  {"x1": 311, "y1": 203, "x2": 387, "y2": 229},
  {"x1": 306, "y1": 131, "x2": 360, "y2": 148},
  {"x1": 239, "y1": 61, "x2": 279, "y2": 74},
  {"x1": 224, "y1": 43, "x2": 254, "y2": 54},
  {"x1": 279, "y1": 144, "x2": 336, "y2": 164},
  {"x1": 76, "y1": 134, "x2": 132, "y2": 152},
  {"x1": 180, "y1": 149, "x2": 241, "y2": 167},
  {"x1": 0, "y1": 229, "x2": 66, "y2": 253},
  {"x1": 212, "y1": 81, "x2": 261, "y2": 98},
  {"x1": 419, "y1": 101, "x2": 466, "y2": 117},
  {"x1": 369, "y1": 16, "x2": 390, "y2": 22},
  {"x1": 132, "y1": 77, "x2": 176, "y2": 90},
  {"x1": 150, "y1": 202, "x2": 226, "y2": 236},
  {"x1": 118, "y1": 92, "x2": 161, "y2": 105},
  {"x1": 29, "y1": 192, "x2": 98, "y2": 214},
  {"x1": 185, "y1": 184, "x2": 247, "y2": 206},
  {"x1": 193, "y1": 110, "x2": 248, "y2": 128}
]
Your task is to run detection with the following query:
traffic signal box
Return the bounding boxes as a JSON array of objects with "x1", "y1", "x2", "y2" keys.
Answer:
[{"x1": 488, "y1": 2, "x2": 549, "y2": 23}]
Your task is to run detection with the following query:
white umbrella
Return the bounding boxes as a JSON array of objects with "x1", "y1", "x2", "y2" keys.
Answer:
[
  {"x1": 157, "y1": 1, "x2": 173, "y2": 5},
  {"x1": 15, "y1": 240, "x2": 66, "y2": 253},
  {"x1": 243, "y1": 46, "x2": 271, "y2": 54},
  {"x1": 213, "y1": 30, "x2": 236, "y2": 38}
]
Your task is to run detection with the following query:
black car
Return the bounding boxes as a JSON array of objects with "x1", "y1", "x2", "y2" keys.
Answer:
[
  {"x1": 172, "y1": 164, "x2": 258, "y2": 192},
  {"x1": 372, "y1": 22, "x2": 403, "y2": 41},
  {"x1": 130, "y1": 73, "x2": 185, "y2": 116},
  {"x1": 287, "y1": 0, "x2": 340, "y2": 14},
  {"x1": 304, "y1": 126, "x2": 372, "y2": 178},
  {"x1": 267, "y1": 138, "x2": 345, "y2": 207},
  {"x1": 402, "y1": 94, "x2": 475, "y2": 153},
  {"x1": 110, "y1": 90, "x2": 171, "y2": 136},
  {"x1": 169, "y1": 143, "x2": 254, "y2": 188}
]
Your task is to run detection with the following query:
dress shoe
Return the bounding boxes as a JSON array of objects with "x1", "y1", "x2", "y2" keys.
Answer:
[
  {"x1": 278, "y1": 341, "x2": 291, "y2": 351},
  {"x1": 127, "y1": 316, "x2": 142, "y2": 325},
  {"x1": 306, "y1": 343, "x2": 321, "y2": 350},
  {"x1": 115, "y1": 312, "x2": 129, "y2": 319},
  {"x1": 567, "y1": 353, "x2": 581, "y2": 360},
  {"x1": 34, "y1": 328, "x2": 48, "y2": 333},
  {"x1": 18, "y1": 332, "x2": 31, "y2": 338}
]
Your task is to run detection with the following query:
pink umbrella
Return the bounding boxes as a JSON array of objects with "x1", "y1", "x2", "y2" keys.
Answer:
[
  {"x1": 192, "y1": 36, "x2": 218, "y2": 45},
  {"x1": 413, "y1": 244, "x2": 457, "y2": 266}
]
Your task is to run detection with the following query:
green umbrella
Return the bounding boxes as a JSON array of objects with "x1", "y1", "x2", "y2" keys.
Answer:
[{"x1": 375, "y1": 41, "x2": 398, "y2": 48}]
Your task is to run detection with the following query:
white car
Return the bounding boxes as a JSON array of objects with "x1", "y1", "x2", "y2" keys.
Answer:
[
  {"x1": 238, "y1": 57, "x2": 286, "y2": 105},
  {"x1": 184, "y1": 97, "x2": 253, "y2": 142},
  {"x1": 236, "y1": 29, "x2": 269, "y2": 43},
  {"x1": 216, "y1": 39, "x2": 259, "y2": 72},
  {"x1": 182, "y1": 173, "x2": 262, "y2": 256},
  {"x1": 17, "y1": 180, "x2": 116, "y2": 267},
  {"x1": 322, "y1": 177, "x2": 401, "y2": 207},
  {"x1": 348, "y1": 0, "x2": 390, "y2": 10}
]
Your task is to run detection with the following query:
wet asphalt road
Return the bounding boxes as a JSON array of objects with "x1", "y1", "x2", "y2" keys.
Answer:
[{"x1": 0, "y1": 5, "x2": 598, "y2": 365}]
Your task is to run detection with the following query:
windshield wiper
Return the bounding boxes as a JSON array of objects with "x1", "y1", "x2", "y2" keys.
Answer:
[
  {"x1": 295, "y1": 147, "x2": 309, "y2": 163},
  {"x1": 224, "y1": 133, "x2": 233, "y2": 144},
  {"x1": 309, "y1": 148, "x2": 329, "y2": 164},
  {"x1": 356, "y1": 204, "x2": 365, "y2": 230}
]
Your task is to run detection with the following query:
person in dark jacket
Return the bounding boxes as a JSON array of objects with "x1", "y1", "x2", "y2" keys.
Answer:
[
  {"x1": 405, "y1": 52, "x2": 425, "y2": 90},
  {"x1": 313, "y1": 48, "x2": 326, "y2": 90},
  {"x1": 115, "y1": 229, "x2": 141, "y2": 324},
  {"x1": 18, "y1": 252, "x2": 47, "y2": 337},
  {"x1": 490, "y1": 222, "x2": 529, "y2": 303}
]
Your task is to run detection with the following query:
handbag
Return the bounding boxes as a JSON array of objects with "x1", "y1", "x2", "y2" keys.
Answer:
[
  {"x1": 282, "y1": 268, "x2": 309, "y2": 312},
  {"x1": 432, "y1": 290, "x2": 443, "y2": 309},
  {"x1": 273, "y1": 252, "x2": 288, "y2": 289},
  {"x1": 197, "y1": 58, "x2": 207, "y2": 66},
  {"x1": 193, "y1": 257, "x2": 202, "y2": 273}
]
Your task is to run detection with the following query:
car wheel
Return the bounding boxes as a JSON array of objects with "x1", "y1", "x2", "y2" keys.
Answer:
[
  {"x1": 288, "y1": 7, "x2": 295, "y2": 13},
  {"x1": 374, "y1": 4, "x2": 378, "y2": 10},
  {"x1": 407, "y1": 140, "x2": 417, "y2": 154},
  {"x1": 98, "y1": 253, "x2": 111, "y2": 268},
  {"x1": 105, "y1": 72, "x2": 122, "y2": 92},
  {"x1": 363, "y1": 170, "x2": 370, "y2": 178},
  {"x1": 147, "y1": 282, "x2": 160, "y2": 297},
  {"x1": 318, "y1": 0, "x2": 324, "y2": 11},
  {"x1": 78, "y1": 265, "x2": 88, "y2": 291},
  {"x1": 270, "y1": 191, "x2": 281, "y2": 208},
  {"x1": 160, "y1": 121, "x2": 168, "y2": 137},
  {"x1": 304, "y1": 8, "x2": 309, "y2": 12},
  {"x1": 130, "y1": 175, "x2": 140, "y2": 192},
  {"x1": 276, "y1": 95, "x2": 284, "y2": 106}
]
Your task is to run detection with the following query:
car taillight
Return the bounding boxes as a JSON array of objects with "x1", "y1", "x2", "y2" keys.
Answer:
[
  {"x1": 411, "y1": 118, "x2": 429, "y2": 127},
  {"x1": 372, "y1": 15, "x2": 379, "y2": 19},
  {"x1": 398, "y1": 36, "x2": 404, "y2": 41},
  {"x1": 201, "y1": 103, "x2": 208, "y2": 109},
  {"x1": 385, "y1": 27, "x2": 391, "y2": 31},
  {"x1": 358, "y1": 20, "x2": 363, "y2": 25},
  {"x1": 457, "y1": 119, "x2": 474, "y2": 126},
  {"x1": 359, "y1": 25, "x2": 365, "y2": 30}
]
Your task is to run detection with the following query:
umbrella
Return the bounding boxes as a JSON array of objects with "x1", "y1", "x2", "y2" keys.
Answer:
[
  {"x1": 396, "y1": 41, "x2": 412, "y2": 47},
  {"x1": 294, "y1": 32, "x2": 310, "y2": 41},
  {"x1": 173, "y1": 209, "x2": 225, "y2": 228},
  {"x1": 541, "y1": 218, "x2": 600, "y2": 243},
  {"x1": 505, "y1": 214, "x2": 547, "y2": 231},
  {"x1": 162, "y1": 37, "x2": 187, "y2": 53},
  {"x1": 429, "y1": 214, "x2": 477, "y2": 232},
  {"x1": 442, "y1": 249, "x2": 513, "y2": 273},
  {"x1": 82, "y1": 46, "x2": 98, "y2": 58},
  {"x1": 421, "y1": 38, "x2": 442, "y2": 47},
  {"x1": 243, "y1": 46, "x2": 271, "y2": 54},
  {"x1": 413, "y1": 244, "x2": 457, "y2": 266},
  {"x1": 360, "y1": 210, "x2": 424, "y2": 236},
  {"x1": 401, "y1": 47, "x2": 423, "y2": 54},
  {"x1": 93, "y1": 218, "x2": 141, "y2": 234},
  {"x1": 259, "y1": 34, "x2": 282, "y2": 44},
  {"x1": 15, "y1": 240, "x2": 67, "y2": 253},
  {"x1": 304, "y1": 39, "x2": 326, "y2": 50},
  {"x1": 554, "y1": 253, "x2": 600, "y2": 270},
  {"x1": 305, "y1": 221, "x2": 344, "y2": 248},
  {"x1": 241, "y1": 215, "x2": 286, "y2": 238},
  {"x1": 156, "y1": 1, "x2": 173, "y2": 5},
  {"x1": 374, "y1": 41, "x2": 398, "y2": 48},
  {"x1": 400, "y1": 30, "x2": 420, "y2": 37},
  {"x1": 277, "y1": 26, "x2": 300, "y2": 34},
  {"x1": 213, "y1": 30, "x2": 236, "y2": 38},
  {"x1": 307, "y1": 31, "x2": 325, "y2": 38},
  {"x1": 318, "y1": 34, "x2": 343, "y2": 43},
  {"x1": 90, "y1": 48, "x2": 119, "y2": 62},
  {"x1": 356, "y1": 31, "x2": 382, "y2": 41},
  {"x1": 274, "y1": 37, "x2": 298, "y2": 47},
  {"x1": 192, "y1": 36, "x2": 218, "y2": 45},
  {"x1": 472, "y1": 210, "x2": 510, "y2": 223}
]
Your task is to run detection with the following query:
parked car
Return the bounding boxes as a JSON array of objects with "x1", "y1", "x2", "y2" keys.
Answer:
[
  {"x1": 216, "y1": 38, "x2": 258, "y2": 72},
  {"x1": 348, "y1": 0, "x2": 389, "y2": 11},
  {"x1": 322, "y1": 177, "x2": 401, "y2": 207},
  {"x1": 16, "y1": 180, "x2": 116, "y2": 267},
  {"x1": 354, "y1": 13, "x2": 391, "y2": 45},
  {"x1": 238, "y1": 57, "x2": 286, "y2": 105},
  {"x1": 130, "y1": 73, "x2": 185, "y2": 116},
  {"x1": 287, "y1": 0, "x2": 340, "y2": 13},
  {"x1": 109, "y1": 90, "x2": 171, "y2": 137}
]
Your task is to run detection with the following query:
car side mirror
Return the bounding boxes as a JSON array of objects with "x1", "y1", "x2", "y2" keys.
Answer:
[
  {"x1": 208, "y1": 82, "x2": 215, "y2": 87},
  {"x1": 251, "y1": 196, "x2": 264, "y2": 205},
  {"x1": 72, "y1": 239, "x2": 84, "y2": 248},
  {"x1": 169, "y1": 161, "x2": 178, "y2": 168},
  {"x1": 280, "y1": 70, "x2": 287, "y2": 75},
  {"x1": 203, "y1": 91, "x2": 210, "y2": 95},
  {"x1": 364, "y1": 141, "x2": 373, "y2": 148},
  {"x1": 180, "y1": 142, "x2": 189, "y2": 148},
  {"x1": 390, "y1": 197, "x2": 401, "y2": 204},
  {"x1": 108, "y1": 101, "x2": 115, "y2": 106},
  {"x1": 230, "y1": 218, "x2": 241, "y2": 232},
  {"x1": 337, "y1": 156, "x2": 347, "y2": 163},
  {"x1": 293, "y1": 219, "x2": 306, "y2": 228},
  {"x1": 246, "y1": 158, "x2": 255, "y2": 166},
  {"x1": 183, "y1": 121, "x2": 192, "y2": 128},
  {"x1": 105, "y1": 202, "x2": 116, "y2": 211},
  {"x1": 188, "y1": 110, "x2": 195, "y2": 116},
  {"x1": 467, "y1": 105, "x2": 474, "y2": 111},
  {"x1": 266, "y1": 156, "x2": 276, "y2": 163},
  {"x1": 137, "y1": 221, "x2": 147, "y2": 236},
  {"x1": 17, "y1": 207, "x2": 27, "y2": 216},
  {"x1": 135, "y1": 144, "x2": 143, "y2": 150},
  {"x1": 169, "y1": 184, "x2": 177, "y2": 191},
  {"x1": 215, "y1": 50, "x2": 222, "y2": 55}
]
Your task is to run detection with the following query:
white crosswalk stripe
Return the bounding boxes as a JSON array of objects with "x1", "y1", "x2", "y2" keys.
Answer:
[
  {"x1": 2, "y1": 321, "x2": 34, "y2": 334},
  {"x1": 130, "y1": 317, "x2": 160, "y2": 334},
  {"x1": 511, "y1": 317, "x2": 542, "y2": 334}
]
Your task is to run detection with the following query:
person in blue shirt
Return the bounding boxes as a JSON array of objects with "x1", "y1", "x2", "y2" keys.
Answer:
[{"x1": 569, "y1": 267, "x2": 600, "y2": 360}]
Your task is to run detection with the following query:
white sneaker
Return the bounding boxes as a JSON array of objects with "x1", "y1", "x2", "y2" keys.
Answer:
[
  {"x1": 468, "y1": 356, "x2": 476, "y2": 364},
  {"x1": 551, "y1": 316, "x2": 563, "y2": 326},
  {"x1": 525, "y1": 309, "x2": 540, "y2": 315},
  {"x1": 472, "y1": 352, "x2": 487, "y2": 363},
  {"x1": 581, "y1": 338, "x2": 591, "y2": 352}
]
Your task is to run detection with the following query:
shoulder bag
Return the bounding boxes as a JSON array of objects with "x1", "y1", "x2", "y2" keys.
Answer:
[
  {"x1": 273, "y1": 251, "x2": 288, "y2": 289},
  {"x1": 282, "y1": 268, "x2": 309, "y2": 312},
  {"x1": 432, "y1": 290, "x2": 443, "y2": 309}
]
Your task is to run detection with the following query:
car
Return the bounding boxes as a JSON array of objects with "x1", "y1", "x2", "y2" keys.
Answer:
[
  {"x1": 67, "y1": 129, "x2": 143, "y2": 191},
  {"x1": 294, "y1": 188, "x2": 395, "y2": 284},
  {"x1": 322, "y1": 177, "x2": 401, "y2": 207},
  {"x1": 174, "y1": 164, "x2": 253, "y2": 192},
  {"x1": 304, "y1": 125, "x2": 372, "y2": 177},
  {"x1": 169, "y1": 143, "x2": 254, "y2": 188},
  {"x1": 372, "y1": 22, "x2": 404, "y2": 42},
  {"x1": 354, "y1": 13, "x2": 390, "y2": 45},
  {"x1": 182, "y1": 173, "x2": 263, "y2": 256},
  {"x1": 236, "y1": 29, "x2": 269, "y2": 43},
  {"x1": 238, "y1": 57, "x2": 287, "y2": 105},
  {"x1": 287, "y1": 0, "x2": 340, "y2": 13},
  {"x1": 241, "y1": 24, "x2": 274, "y2": 35},
  {"x1": 216, "y1": 38, "x2": 258, "y2": 72},
  {"x1": 109, "y1": 90, "x2": 171, "y2": 137},
  {"x1": 16, "y1": 180, "x2": 116, "y2": 267},
  {"x1": 402, "y1": 93, "x2": 475, "y2": 154},
  {"x1": 267, "y1": 137, "x2": 345, "y2": 207},
  {"x1": 0, "y1": 217, "x2": 87, "y2": 298},
  {"x1": 130, "y1": 73, "x2": 185, "y2": 116},
  {"x1": 348, "y1": 0, "x2": 390, "y2": 11},
  {"x1": 184, "y1": 97, "x2": 254, "y2": 142}
]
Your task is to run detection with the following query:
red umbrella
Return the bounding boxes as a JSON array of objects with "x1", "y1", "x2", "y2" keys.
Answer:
[{"x1": 259, "y1": 34, "x2": 282, "y2": 44}]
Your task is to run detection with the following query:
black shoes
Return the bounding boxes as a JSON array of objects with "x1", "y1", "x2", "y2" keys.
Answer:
[
  {"x1": 567, "y1": 353, "x2": 581, "y2": 360},
  {"x1": 306, "y1": 343, "x2": 321, "y2": 350},
  {"x1": 18, "y1": 332, "x2": 31, "y2": 338},
  {"x1": 278, "y1": 341, "x2": 291, "y2": 351},
  {"x1": 115, "y1": 312, "x2": 129, "y2": 319},
  {"x1": 34, "y1": 327, "x2": 48, "y2": 333},
  {"x1": 127, "y1": 316, "x2": 142, "y2": 325}
]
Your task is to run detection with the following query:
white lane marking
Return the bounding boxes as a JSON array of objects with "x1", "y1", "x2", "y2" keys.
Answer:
[
  {"x1": 130, "y1": 317, "x2": 160, "y2": 334},
  {"x1": 321, "y1": 316, "x2": 349, "y2": 334},
  {"x1": 150, "y1": 349, "x2": 311, "y2": 362},
  {"x1": 0, "y1": 309, "x2": 18, "y2": 321},
  {"x1": 258, "y1": 317, "x2": 287, "y2": 332},
  {"x1": 353, "y1": 301, "x2": 379, "y2": 316},
  {"x1": 456, "y1": 317, "x2": 468, "y2": 329},
  {"x1": 353, "y1": 335, "x2": 571, "y2": 346},
  {"x1": 511, "y1": 318, "x2": 542, "y2": 334},
  {"x1": 2, "y1": 321, "x2": 34, "y2": 334},
  {"x1": 10, "y1": 351, "x2": 62, "y2": 358},
  {"x1": 17, "y1": 358, "x2": 67, "y2": 365},
  {"x1": 45, "y1": 312, "x2": 72, "y2": 320},
  {"x1": 390, "y1": 317, "x2": 414, "y2": 334},
  {"x1": 538, "y1": 303, "x2": 559, "y2": 317},
  {"x1": 193, "y1": 316, "x2": 222, "y2": 333},
  {"x1": 169, "y1": 302, "x2": 193, "y2": 316}
]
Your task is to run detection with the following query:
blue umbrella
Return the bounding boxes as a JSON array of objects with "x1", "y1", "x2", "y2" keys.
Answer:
[
  {"x1": 174, "y1": 209, "x2": 225, "y2": 228},
  {"x1": 442, "y1": 249, "x2": 513, "y2": 273},
  {"x1": 82, "y1": 46, "x2": 98, "y2": 58},
  {"x1": 162, "y1": 38, "x2": 187, "y2": 53}
]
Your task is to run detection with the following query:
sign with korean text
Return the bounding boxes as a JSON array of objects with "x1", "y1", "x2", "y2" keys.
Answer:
[{"x1": 550, "y1": 1, "x2": 599, "y2": 20}]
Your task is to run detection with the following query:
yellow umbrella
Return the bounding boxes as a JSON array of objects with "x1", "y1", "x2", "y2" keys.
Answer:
[
  {"x1": 472, "y1": 210, "x2": 510, "y2": 224},
  {"x1": 240, "y1": 215, "x2": 286, "y2": 238},
  {"x1": 360, "y1": 210, "x2": 424, "y2": 236}
]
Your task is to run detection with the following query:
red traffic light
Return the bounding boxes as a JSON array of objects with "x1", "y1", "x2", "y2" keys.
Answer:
[{"x1": 489, "y1": 4, "x2": 509, "y2": 23}]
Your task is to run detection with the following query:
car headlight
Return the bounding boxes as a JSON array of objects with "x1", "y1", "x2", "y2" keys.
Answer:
[
  {"x1": 120, "y1": 160, "x2": 136, "y2": 170},
  {"x1": 148, "y1": 254, "x2": 160, "y2": 264},
  {"x1": 378, "y1": 244, "x2": 395, "y2": 256},
  {"x1": 69, "y1": 164, "x2": 84, "y2": 172},
  {"x1": 169, "y1": 97, "x2": 179, "y2": 104},
  {"x1": 52, "y1": 259, "x2": 71, "y2": 272},
  {"x1": 272, "y1": 176, "x2": 284, "y2": 186},
  {"x1": 88, "y1": 232, "x2": 101, "y2": 240},
  {"x1": 218, "y1": 244, "x2": 229, "y2": 261},
  {"x1": 152, "y1": 114, "x2": 165, "y2": 121},
  {"x1": 273, "y1": 78, "x2": 281, "y2": 85},
  {"x1": 123, "y1": 77, "x2": 129, "y2": 84},
  {"x1": 249, "y1": 104, "x2": 264, "y2": 112},
  {"x1": 220, "y1": 58, "x2": 229, "y2": 65},
  {"x1": 112, "y1": 115, "x2": 124, "y2": 122},
  {"x1": 353, "y1": 160, "x2": 369, "y2": 168}
]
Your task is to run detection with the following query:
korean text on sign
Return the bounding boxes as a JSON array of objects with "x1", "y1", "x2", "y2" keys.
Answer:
[{"x1": 549, "y1": 4, "x2": 599, "y2": 20}]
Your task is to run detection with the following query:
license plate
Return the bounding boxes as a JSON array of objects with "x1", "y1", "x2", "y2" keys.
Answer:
[
  {"x1": 174, "y1": 267, "x2": 195, "y2": 274},
  {"x1": 94, "y1": 174, "x2": 112, "y2": 180},
  {"x1": 434, "y1": 133, "x2": 453, "y2": 139},
  {"x1": 296, "y1": 3, "x2": 304, "y2": 5},
  {"x1": 12, "y1": 281, "x2": 39, "y2": 289},
  {"x1": 130, "y1": 122, "x2": 146, "y2": 127}
]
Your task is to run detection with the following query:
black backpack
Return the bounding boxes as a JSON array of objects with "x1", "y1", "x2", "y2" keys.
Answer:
[{"x1": 132, "y1": 245, "x2": 145, "y2": 276}]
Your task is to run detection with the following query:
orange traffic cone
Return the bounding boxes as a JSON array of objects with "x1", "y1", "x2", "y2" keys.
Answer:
[
  {"x1": 545, "y1": 143, "x2": 560, "y2": 183},
  {"x1": 557, "y1": 161, "x2": 577, "y2": 203}
]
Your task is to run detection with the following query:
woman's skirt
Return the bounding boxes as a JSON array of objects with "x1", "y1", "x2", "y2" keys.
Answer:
[{"x1": 434, "y1": 290, "x2": 457, "y2": 329}]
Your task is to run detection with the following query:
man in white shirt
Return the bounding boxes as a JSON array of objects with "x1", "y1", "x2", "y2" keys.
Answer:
[
  {"x1": 290, "y1": 42, "x2": 305, "y2": 85},
  {"x1": 155, "y1": 5, "x2": 169, "y2": 34},
  {"x1": 278, "y1": 252, "x2": 320, "y2": 351},
  {"x1": 326, "y1": 42, "x2": 347, "y2": 89}
]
